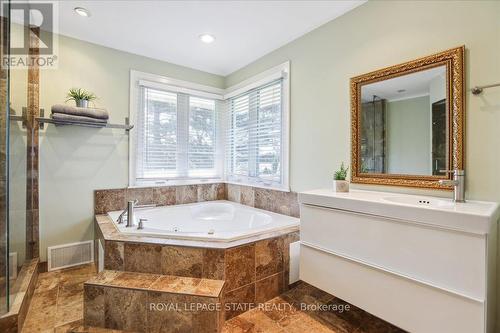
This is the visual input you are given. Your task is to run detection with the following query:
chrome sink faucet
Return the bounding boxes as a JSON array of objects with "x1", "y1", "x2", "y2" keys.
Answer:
[{"x1": 438, "y1": 169, "x2": 465, "y2": 203}]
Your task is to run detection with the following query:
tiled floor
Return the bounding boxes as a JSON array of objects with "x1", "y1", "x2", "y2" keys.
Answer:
[{"x1": 22, "y1": 264, "x2": 405, "y2": 333}]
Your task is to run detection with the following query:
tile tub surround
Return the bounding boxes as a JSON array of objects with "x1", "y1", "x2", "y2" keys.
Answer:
[
  {"x1": 226, "y1": 184, "x2": 300, "y2": 218},
  {"x1": 84, "y1": 270, "x2": 225, "y2": 332},
  {"x1": 95, "y1": 214, "x2": 299, "y2": 320},
  {"x1": 94, "y1": 183, "x2": 300, "y2": 320},
  {"x1": 94, "y1": 183, "x2": 299, "y2": 218},
  {"x1": 94, "y1": 183, "x2": 226, "y2": 215}
]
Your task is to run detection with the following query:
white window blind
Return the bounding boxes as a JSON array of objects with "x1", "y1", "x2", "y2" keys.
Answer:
[
  {"x1": 135, "y1": 85, "x2": 221, "y2": 183},
  {"x1": 226, "y1": 79, "x2": 284, "y2": 188}
]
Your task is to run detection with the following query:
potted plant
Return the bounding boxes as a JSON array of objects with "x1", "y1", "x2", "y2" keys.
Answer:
[
  {"x1": 66, "y1": 88, "x2": 97, "y2": 108},
  {"x1": 333, "y1": 162, "x2": 350, "y2": 192}
]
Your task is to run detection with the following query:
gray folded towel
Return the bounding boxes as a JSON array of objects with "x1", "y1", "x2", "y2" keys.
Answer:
[
  {"x1": 51, "y1": 113, "x2": 108, "y2": 126},
  {"x1": 51, "y1": 104, "x2": 109, "y2": 120}
]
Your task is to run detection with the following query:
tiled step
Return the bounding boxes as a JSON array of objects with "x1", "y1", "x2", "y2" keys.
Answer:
[{"x1": 84, "y1": 270, "x2": 225, "y2": 333}]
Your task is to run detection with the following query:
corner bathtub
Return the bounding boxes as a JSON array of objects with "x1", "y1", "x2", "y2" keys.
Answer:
[{"x1": 107, "y1": 200, "x2": 300, "y2": 242}]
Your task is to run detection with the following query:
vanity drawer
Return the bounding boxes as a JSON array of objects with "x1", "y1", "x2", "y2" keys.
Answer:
[
  {"x1": 300, "y1": 204, "x2": 486, "y2": 300},
  {"x1": 300, "y1": 245, "x2": 484, "y2": 333}
]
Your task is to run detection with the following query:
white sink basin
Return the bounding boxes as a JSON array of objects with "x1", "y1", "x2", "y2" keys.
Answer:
[
  {"x1": 299, "y1": 189, "x2": 500, "y2": 235},
  {"x1": 382, "y1": 196, "x2": 455, "y2": 208}
]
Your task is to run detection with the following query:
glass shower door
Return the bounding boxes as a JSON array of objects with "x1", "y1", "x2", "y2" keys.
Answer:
[
  {"x1": 0, "y1": 0, "x2": 30, "y2": 314},
  {"x1": 0, "y1": 0, "x2": 10, "y2": 315}
]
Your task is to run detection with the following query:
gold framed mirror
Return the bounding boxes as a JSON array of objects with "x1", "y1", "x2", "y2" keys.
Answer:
[{"x1": 350, "y1": 46, "x2": 465, "y2": 189}]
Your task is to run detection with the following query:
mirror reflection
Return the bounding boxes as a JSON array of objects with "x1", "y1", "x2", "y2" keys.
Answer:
[{"x1": 360, "y1": 65, "x2": 448, "y2": 176}]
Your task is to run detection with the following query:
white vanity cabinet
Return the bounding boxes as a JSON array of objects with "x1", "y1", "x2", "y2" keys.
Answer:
[{"x1": 299, "y1": 189, "x2": 499, "y2": 333}]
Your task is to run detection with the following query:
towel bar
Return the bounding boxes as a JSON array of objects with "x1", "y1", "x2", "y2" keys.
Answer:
[{"x1": 10, "y1": 113, "x2": 133, "y2": 133}]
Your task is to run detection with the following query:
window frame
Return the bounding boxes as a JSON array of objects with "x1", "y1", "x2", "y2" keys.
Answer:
[
  {"x1": 129, "y1": 62, "x2": 290, "y2": 191},
  {"x1": 129, "y1": 70, "x2": 225, "y2": 187},
  {"x1": 224, "y1": 62, "x2": 290, "y2": 191}
]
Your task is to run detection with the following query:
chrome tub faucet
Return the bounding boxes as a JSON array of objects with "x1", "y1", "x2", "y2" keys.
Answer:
[
  {"x1": 117, "y1": 200, "x2": 156, "y2": 227},
  {"x1": 117, "y1": 199, "x2": 138, "y2": 227}
]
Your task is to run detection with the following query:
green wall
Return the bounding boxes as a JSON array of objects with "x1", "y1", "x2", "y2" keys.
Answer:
[{"x1": 225, "y1": 0, "x2": 500, "y2": 199}]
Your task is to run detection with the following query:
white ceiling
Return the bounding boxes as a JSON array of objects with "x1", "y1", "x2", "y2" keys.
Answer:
[
  {"x1": 55, "y1": 1, "x2": 365, "y2": 76},
  {"x1": 361, "y1": 66, "x2": 446, "y2": 102}
]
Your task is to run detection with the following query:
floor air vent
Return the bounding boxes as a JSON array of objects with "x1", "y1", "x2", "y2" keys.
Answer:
[{"x1": 48, "y1": 240, "x2": 94, "y2": 271}]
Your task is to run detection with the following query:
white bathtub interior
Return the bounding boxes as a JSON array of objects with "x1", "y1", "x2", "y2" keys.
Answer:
[{"x1": 107, "y1": 200, "x2": 299, "y2": 242}]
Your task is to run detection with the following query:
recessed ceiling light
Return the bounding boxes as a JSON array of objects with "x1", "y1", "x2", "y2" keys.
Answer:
[
  {"x1": 199, "y1": 34, "x2": 215, "y2": 44},
  {"x1": 74, "y1": 7, "x2": 91, "y2": 17}
]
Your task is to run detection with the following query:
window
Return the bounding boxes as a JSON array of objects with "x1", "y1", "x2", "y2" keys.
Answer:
[
  {"x1": 130, "y1": 71, "x2": 224, "y2": 186},
  {"x1": 130, "y1": 63, "x2": 289, "y2": 190},
  {"x1": 225, "y1": 62, "x2": 289, "y2": 190}
]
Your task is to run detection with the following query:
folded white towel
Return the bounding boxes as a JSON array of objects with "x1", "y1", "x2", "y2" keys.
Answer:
[
  {"x1": 51, "y1": 113, "x2": 108, "y2": 126},
  {"x1": 51, "y1": 104, "x2": 109, "y2": 120}
]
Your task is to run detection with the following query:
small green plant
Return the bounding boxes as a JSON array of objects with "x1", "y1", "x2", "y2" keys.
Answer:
[
  {"x1": 334, "y1": 162, "x2": 349, "y2": 181},
  {"x1": 66, "y1": 88, "x2": 97, "y2": 103}
]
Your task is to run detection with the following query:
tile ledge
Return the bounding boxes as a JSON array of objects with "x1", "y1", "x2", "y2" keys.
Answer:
[{"x1": 85, "y1": 270, "x2": 224, "y2": 298}]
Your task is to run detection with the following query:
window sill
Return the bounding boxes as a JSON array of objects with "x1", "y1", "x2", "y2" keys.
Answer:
[
  {"x1": 130, "y1": 178, "x2": 224, "y2": 188},
  {"x1": 128, "y1": 178, "x2": 290, "y2": 192}
]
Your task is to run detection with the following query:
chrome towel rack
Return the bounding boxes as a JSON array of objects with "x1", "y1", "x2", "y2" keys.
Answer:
[{"x1": 471, "y1": 82, "x2": 500, "y2": 95}]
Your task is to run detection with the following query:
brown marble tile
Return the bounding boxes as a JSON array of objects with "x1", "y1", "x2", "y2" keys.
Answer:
[
  {"x1": 255, "y1": 237, "x2": 284, "y2": 280},
  {"x1": 149, "y1": 275, "x2": 201, "y2": 295},
  {"x1": 104, "y1": 241, "x2": 124, "y2": 270},
  {"x1": 124, "y1": 242, "x2": 162, "y2": 274},
  {"x1": 355, "y1": 311, "x2": 405, "y2": 333},
  {"x1": 147, "y1": 293, "x2": 221, "y2": 333},
  {"x1": 195, "y1": 279, "x2": 226, "y2": 298},
  {"x1": 86, "y1": 270, "x2": 121, "y2": 286},
  {"x1": 226, "y1": 184, "x2": 241, "y2": 203},
  {"x1": 126, "y1": 187, "x2": 154, "y2": 205},
  {"x1": 0, "y1": 314, "x2": 17, "y2": 333},
  {"x1": 161, "y1": 245, "x2": 203, "y2": 277},
  {"x1": 109, "y1": 271, "x2": 160, "y2": 290},
  {"x1": 95, "y1": 189, "x2": 126, "y2": 214},
  {"x1": 237, "y1": 309, "x2": 284, "y2": 332},
  {"x1": 255, "y1": 272, "x2": 284, "y2": 304},
  {"x1": 56, "y1": 291, "x2": 84, "y2": 327},
  {"x1": 254, "y1": 189, "x2": 300, "y2": 217},
  {"x1": 259, "y1": 295, "x2": 299, "y2": 326},
  {"x1": 29, "y1": 288, "x2": 58, "y2": 309},
  {"x1": 283, "y1": 281, "x2": 335, "y2": 307},
  {"x1": 224, "y1": 283, "x2": 255, "y2": 320},
  {"x1": 197, "y1": 183, "x2": 219, "y2": 201},
  {"x1": 282, "y1": 231, "x2": 300, "y2": 291},
  {"x1": 222, "y1": 316, "x2": 255, "y2": 333},
  {"x1": 282, "y1": 311, "x2": 334, "y2": 333},
  {"x1": 202, "y1": 248, "x2": 225, "y2": 280},
  {"x1": 225, "y1": 244, "x2": 255, "y2": 291},
  {"x1": 84, "y1": 285, "x2": 105, "y2": 328},
  {"x1": 216, "y1": 183, "x2": 226, "y2": 200},
  {"x1": 176, "y1": 185, "x2": 198, "y2": 204},
  {"x1": 240, "y1": 186, "x2": 255, "y2": 206},
  {"x1": 153, "y1": 186, "x2": 176, "y2": 206},
  {"x1": 149, "y1": 275, "x2": 223, "y2": 298},
  {"x1": 104, "y1": 287, "x2": 148, "y2": 332},
  {"x1": 59, "y1": 280, "x2": 84, "y2": 300}
]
